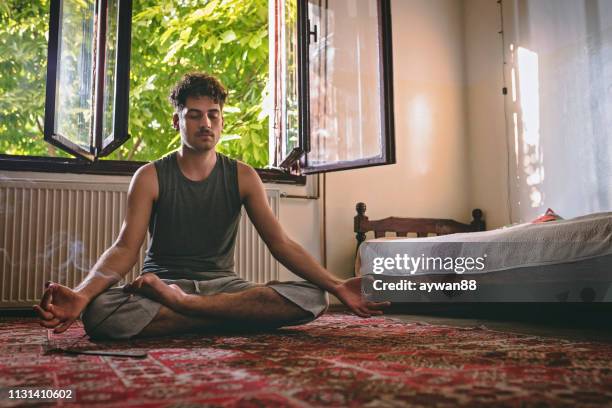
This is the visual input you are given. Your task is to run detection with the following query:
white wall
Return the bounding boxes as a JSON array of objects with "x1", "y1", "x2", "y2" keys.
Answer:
[
  {"x1": 325, "y1": 0, "x2": 472, "y2": 283},
  {"x1": 464, "y1": 0, "x2": 509, "y2": 228}
]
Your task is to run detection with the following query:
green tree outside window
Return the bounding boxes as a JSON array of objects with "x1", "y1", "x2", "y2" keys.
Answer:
[{"x1": 0, "y1": 0, "x2": 270, "y2": 168}]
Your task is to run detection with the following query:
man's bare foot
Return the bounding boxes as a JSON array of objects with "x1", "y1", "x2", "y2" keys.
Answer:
[{"x1": 124, "y1": 274, "x2": 185, "y2": 309}]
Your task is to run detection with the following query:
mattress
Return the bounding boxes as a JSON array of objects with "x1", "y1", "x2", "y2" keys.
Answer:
[{"x1": 357, "y1": 212, "x2": 612, "y2": 302}]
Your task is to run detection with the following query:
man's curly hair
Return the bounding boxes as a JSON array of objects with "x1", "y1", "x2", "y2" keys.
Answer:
[{"x1": 169, "y1": 72, "x2": 228, "y2": 111}]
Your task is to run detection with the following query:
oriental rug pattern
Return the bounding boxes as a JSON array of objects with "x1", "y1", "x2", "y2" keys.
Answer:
[{"x1": 0, "y1": 313, "x2": 611, "y2": 407}]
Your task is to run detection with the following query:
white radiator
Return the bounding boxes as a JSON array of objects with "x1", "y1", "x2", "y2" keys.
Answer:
[{"x1": 0, "y1": 174, "x2": 279, "y2": 308}]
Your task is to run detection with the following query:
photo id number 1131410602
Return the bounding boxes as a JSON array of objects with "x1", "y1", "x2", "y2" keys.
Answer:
[{"x1": 4, "y1": 388, "x2": 75, "y2": 401}]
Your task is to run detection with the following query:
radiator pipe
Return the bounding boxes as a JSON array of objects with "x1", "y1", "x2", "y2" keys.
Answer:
[{"x1": 279, "y1": 173, "x2": 320, "y2": 199}]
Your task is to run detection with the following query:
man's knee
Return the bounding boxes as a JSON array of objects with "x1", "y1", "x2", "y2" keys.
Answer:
[
  {"x1": 268, "y1": 282, "x2": 329, "y2": 326},
  {"x1": 81, "y1": 292, "x2": 124, "y2": 339},
  {"x1": 315, "y1": 291, "x2": 330, "y2": 318},
  {"x1": 81, "y1": 290, "x2": 159, "y2": 340},
  {"x1": 285, "y1": 294, "x2": 328, "y2": 326},
  {"x1": 311, "y1": 287, "x2": 329, "y2": 319}
]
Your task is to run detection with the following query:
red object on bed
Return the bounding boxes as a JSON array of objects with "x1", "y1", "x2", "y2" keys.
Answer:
[{"x1": 531, "y1": 208, "x2": 564, "y2": 223}]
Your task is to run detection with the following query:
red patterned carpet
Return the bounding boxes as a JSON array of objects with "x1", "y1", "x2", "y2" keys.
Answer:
[{"x1": 1, "y1": 313, "x2": 611, "y2": 407}]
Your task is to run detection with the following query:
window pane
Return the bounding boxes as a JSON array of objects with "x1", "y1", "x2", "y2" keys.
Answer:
[
  {"x1": 106, "y1": 0, "x2": 269, "y2": 167},
  {"x1": 271, "y1": 0, "x2": 299, "y2": 167},
  {"x1": 0, "y1": 1, "x2": 67, "y2": 157},
  {"x1": 55, "y1": 0, "x2": 95, "y2": 149},
  {"x1": 102, "y1": 0, "x2": 119, "y2": 144},
  {"x1": 284, "y1": 0, "x2": 300, "y2": 158},
  {"x1": 307, "y1": 0, "x2": 382, "y2": 165}
]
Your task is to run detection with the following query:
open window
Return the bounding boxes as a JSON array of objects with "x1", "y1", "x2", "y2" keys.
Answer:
[
  {"x1": 278, "y1": 0, "x2": 395, "y2": 174},
  {"x1": 3, "y1": 0, "x2": 392, "y2": 179},
  {"x1": 43, "y1": 0, "x2": 132, "y2": 161}
]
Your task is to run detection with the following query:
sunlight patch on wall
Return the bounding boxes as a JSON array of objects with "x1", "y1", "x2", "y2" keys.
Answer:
[
  {"x1": 517, "y1": 46, "x2": 544, "y2": 208},
  {"x1": 408, "y1": 94, "x2": 433, "y2": 175}
]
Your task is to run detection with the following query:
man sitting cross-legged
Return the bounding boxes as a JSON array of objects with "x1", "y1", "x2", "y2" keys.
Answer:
[{"x1": 34, "y1": 72, "x2": 389, "y2": 339}]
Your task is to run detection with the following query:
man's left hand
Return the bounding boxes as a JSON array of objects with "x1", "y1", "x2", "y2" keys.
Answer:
[{"x1": 332, "y1": 277, "x2": 390, "y2": 318}]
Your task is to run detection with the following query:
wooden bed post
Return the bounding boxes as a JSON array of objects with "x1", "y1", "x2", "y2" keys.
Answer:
[
  {"x1": 470, "y1": 209, "x2": 486, "y2": 231},
  {"x1": 355, "y1": 202, "x2": 368, "y2": 250}
]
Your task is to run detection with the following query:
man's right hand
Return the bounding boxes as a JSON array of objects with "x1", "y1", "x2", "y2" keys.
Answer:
[
  {"x1": 332, "y1": 277, "x2": 391, "y2": 318},
  {"x1": 33, "y1": 282, "x2": 89, "y2": 334}
]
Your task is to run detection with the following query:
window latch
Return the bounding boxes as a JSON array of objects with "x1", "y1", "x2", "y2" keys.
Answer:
[
  {"x1": 279, "y1": 147, "x2": 305, "y2": 174},
  {"x1": 308, "y1": 20, "x2": 318, "y2": 44}
]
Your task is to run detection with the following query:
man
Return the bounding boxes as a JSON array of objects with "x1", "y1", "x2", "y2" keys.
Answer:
[{"x1": 34, "y1": 73, "x2": 389, "y2": 339}]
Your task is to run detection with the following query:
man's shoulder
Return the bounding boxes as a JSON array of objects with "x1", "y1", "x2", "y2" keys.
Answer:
[
  {"x1": 130, "y1": 162, "x2": 159, "y2": 199},
  {"x1": 139, "y1": 150, "x2": 178, "y2": 181},
  {"x1": 235, "y1": 160, "x2": 261, "y2": 201},
  {"x1": 235, "y1": 160, "x2": 258, "y2": 180},
  {"x1": 153, "y1": 151, "x2": 177, "y2": 166},
  {"x1": 134, "y1": 162, "x2": 157, "y2": 179}
]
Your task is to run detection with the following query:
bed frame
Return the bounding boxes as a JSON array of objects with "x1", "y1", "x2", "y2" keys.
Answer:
[
  {"x1": 354, "y1": 202, "x2": 486, "y2": 249},
  {"x1": 352, "y1": 203, "x2": 612, "y2": 322}
]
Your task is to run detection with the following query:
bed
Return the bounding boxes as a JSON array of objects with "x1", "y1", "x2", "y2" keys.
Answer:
[{"x1": 354, "y1": 202, "x2": 612, "y2": 304}]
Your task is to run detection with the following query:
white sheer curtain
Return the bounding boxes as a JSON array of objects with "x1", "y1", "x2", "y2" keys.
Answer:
[{"x1": 502, "y1": 0, "x2": 612, "y2": 222}]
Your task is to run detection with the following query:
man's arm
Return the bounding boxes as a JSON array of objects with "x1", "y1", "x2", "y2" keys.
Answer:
[
  {"x1": 34, "y1": 163, "x2": 158, "y2": 332},
  {"x1": 237, "y1": 163, "x2": 389, "y2": 317}
]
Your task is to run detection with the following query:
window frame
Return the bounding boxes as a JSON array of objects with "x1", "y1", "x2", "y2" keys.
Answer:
[
  {"x1": 2, "y1": 0, "x2": 304, "y2": 184},
  {"x1": 279, "y1": 0, "x2": 396, "y2": 174},
  {"x1": 5, "y1": 0, "x2": 396, "y2": 183},
  {"x1": 43, "y1": 0, "x2": 132, "y2": 161},
  {"x1": 0, "y1": 154, "x2": 304, "y2": 184}
]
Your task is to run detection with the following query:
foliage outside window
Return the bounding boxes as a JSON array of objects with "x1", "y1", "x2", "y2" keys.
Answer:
[
  {"x1": 1, "y1": 0, "x2": 395, "y2": 176},
  {"x1": 0, "y1": 0, "x2": 270, "y2": 169},
  {"x1": 0, "y1": 1, "x2": 68, "y2": 158}
]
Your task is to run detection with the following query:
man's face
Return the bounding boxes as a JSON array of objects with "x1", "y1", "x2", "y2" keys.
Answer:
[{"x1": 173, "y1": 95, "x2": 223, "y2": 152}]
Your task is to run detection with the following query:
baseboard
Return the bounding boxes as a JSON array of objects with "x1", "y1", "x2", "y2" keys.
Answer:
[{"x1": 0, "y1": 308, "x2": 36, "y2": 317}]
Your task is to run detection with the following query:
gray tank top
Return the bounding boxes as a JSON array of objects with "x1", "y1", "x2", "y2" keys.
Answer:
[{"x1": 142, "y1": 151, "x2": 242, "y2": 280}]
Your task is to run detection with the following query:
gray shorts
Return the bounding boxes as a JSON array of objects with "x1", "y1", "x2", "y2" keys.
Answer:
[{"x1": 81, "y1": 276, "x2": 329, "y2": 340}]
